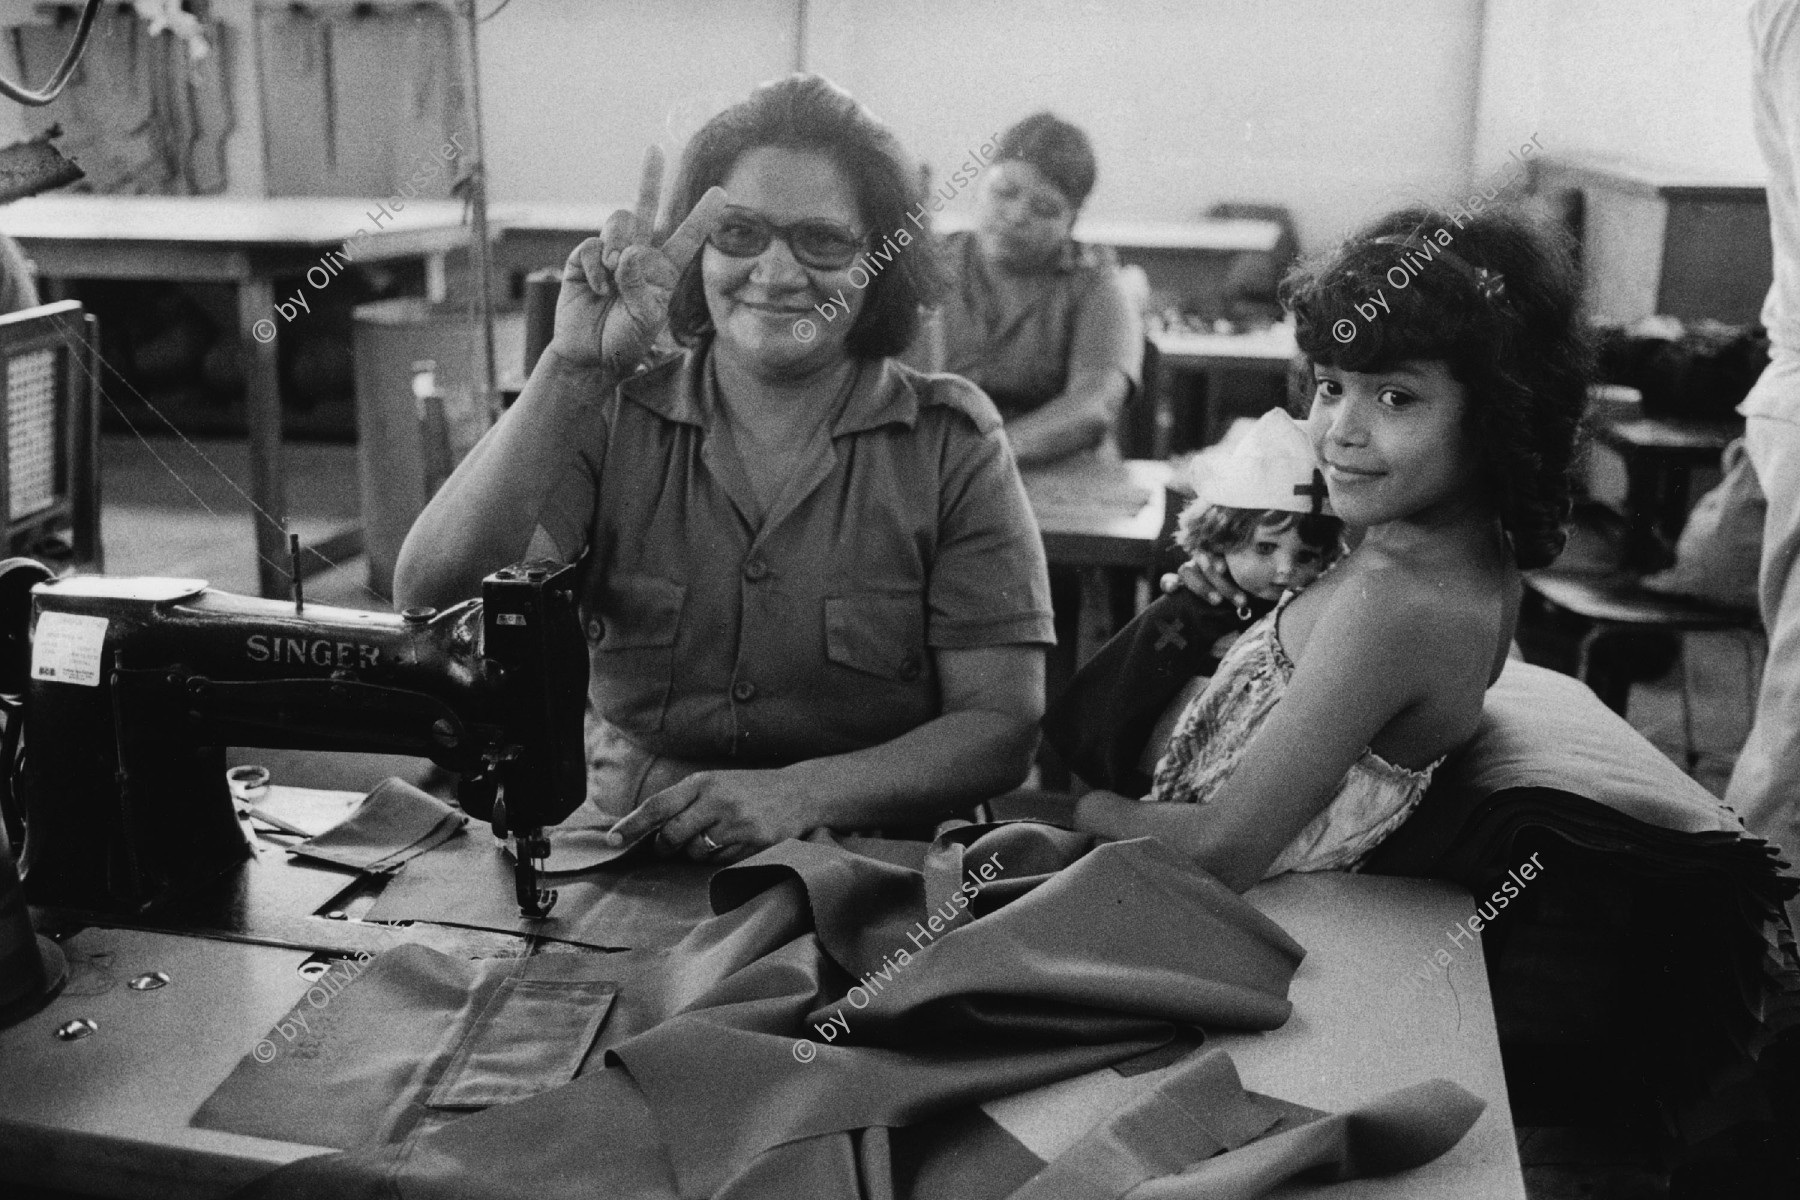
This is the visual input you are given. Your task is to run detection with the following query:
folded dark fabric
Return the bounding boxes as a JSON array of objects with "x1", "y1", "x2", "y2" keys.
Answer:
[
  {"x1": 1364, "y1": 661, "x2": 1800, "y2": 1159},
  {"x1": 233, "y1": 825, "x2": 1323, "y2": 1200},
  {"x1": 1039, "y1": 590, "x2": 1270, "y2": 796},
  {"x1": 289, "y1": 776, "x2": 466, "y2": 873},
  {"x1": 616, "y1": 834, "x2": 1305, "y2": 1197}
]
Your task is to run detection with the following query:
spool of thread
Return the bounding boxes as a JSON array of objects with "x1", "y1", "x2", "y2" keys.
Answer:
[
  {"x1": 522, "y1": 267, "x2": 561, "y2": 384},
  {"x1": 0, "y1": 818, "x2": 66, "y2": 1026}
]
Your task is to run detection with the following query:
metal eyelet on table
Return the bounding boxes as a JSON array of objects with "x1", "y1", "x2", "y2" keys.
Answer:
[
  {"x1": 126, "y1": 971, "x2": 170, "y2": 991},
  {"x1": 54, "y1": 1018, "x2": 97, "y2": 1042}
]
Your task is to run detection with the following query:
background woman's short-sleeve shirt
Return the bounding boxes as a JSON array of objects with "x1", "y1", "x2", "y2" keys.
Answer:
[{"x1": 936, "y1": 229, "x2": 1145, "y2": 421}]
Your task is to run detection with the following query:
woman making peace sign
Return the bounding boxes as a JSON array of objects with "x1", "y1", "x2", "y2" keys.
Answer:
[{"x1": 395, "y1": 75, "x2": 1054, "y2": 861}]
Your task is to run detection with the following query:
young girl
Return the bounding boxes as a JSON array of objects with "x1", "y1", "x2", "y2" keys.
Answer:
[
  {"x1": 1041, "y1": 409, "x2": 1342, "y2": 795},
  {"x1": 1074, "y1": 205, "x2": 1589, "y2": 891}
]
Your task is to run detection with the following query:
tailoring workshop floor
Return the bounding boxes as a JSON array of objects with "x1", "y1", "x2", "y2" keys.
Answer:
[{"x1": 96, "y1": 433, "x2": 1766, "y2": 1199}]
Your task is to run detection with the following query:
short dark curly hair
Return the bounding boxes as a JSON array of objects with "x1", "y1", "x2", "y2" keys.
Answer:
[
  {"x1": 665, "y1": 74, "x2": 940, "y2": 359},
  {"x1": 1281, "y1": 205, "x2": 1591, "y2": 569},
  {"x1": 993, "y1": 112, "x2": 1097, "y2": 209}
]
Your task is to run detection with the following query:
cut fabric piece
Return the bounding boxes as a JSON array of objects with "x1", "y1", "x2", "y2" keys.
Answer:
[
  {"x1": 425, "y1": 977, "x2": 617, "y2": 1110},
  {"x1": 887, "y1": 1051, "x2": 1484, "y2": 1200},
  {"x1": 192, "y1": 946, "x2": 616, "y2": 1149},
  {"x1": 497, "y1": 820, "x2": 659, "y2": 872},
  {"x1": 1124, "y1": 1077, "x2": 1486, "y2": 1199},
  {"x1": 288, "y1": 776, "x2": 465, "y2": 873},
  {"x1": 1006, "y1": 1050, "x2": 1284, "y2": 1199},
  {"x1": 366, "y1": 821, "x2": 717, "y2": 950}
]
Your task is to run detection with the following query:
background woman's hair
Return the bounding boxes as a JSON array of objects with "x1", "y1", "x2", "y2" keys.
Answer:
[
  {"x1": 1175, "y1": 501, "x2": 1343, "y2": 562},
  {"x1": 665, "y1": 73, "x2": 940, "y2": 359},
  {"x1": 993, "y1": 111, "x2": 1097, "y2": 209},
  {"x1": 1281, "y1": 205, "x2": 1593, "y2": 569}
]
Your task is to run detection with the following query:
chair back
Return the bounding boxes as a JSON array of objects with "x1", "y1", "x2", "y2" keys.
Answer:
[
  {"x1": 1119, "y1": 335, "x2": 1161, "y2": 459},
  {"x1": 0, "y1": 301, "x2": 100, "y2": 571}
]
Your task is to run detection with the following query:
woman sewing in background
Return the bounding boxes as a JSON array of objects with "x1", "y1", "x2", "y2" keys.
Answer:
[
  {"x1": 394, "y1": 75, "x2": 1054, "y2": 861},
  {"x1": 934, "y1": 112, "x2": 1145, "y2": 464}
]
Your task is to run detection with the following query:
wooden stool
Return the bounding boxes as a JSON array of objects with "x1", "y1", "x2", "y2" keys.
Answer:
[{"x1": 1523, "y1": 570, "x2": 1761, "y2": 771}]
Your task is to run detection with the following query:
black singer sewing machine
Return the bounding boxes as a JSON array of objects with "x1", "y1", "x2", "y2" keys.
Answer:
[{"x1": 0, "y1": 558, "x2": 587, "y2": 919}]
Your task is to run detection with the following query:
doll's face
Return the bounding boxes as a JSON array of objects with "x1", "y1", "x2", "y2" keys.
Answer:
[{"x1": 1220, "y1": 521, "x2": 1327, "y2": 601}]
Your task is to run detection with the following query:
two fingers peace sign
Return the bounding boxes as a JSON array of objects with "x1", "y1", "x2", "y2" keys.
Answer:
[{"x1": 548, "y1": 146, "x2": 729, "y2": 371}]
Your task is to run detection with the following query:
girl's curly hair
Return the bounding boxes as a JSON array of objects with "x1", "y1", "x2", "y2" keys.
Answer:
[{"x1": 1280, "y1": 205, "x2": 1592, "y2": 569}]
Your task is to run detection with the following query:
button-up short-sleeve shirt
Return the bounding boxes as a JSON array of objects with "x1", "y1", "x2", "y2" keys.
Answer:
[
  {"x1": 936, "y1": 229, "x2": 1144, "y2": 422},
  {"x1": 531, "y1": 344, "x2": 1055, "y2": 769}
]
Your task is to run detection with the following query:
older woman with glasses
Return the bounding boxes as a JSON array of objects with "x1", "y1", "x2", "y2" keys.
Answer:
[
  {"x1": 394, "y1": 75, "x2": 1053, "y2": 861},
  {"x1": 935, "y1": 112, "x2": 1145, "y2": 464}
]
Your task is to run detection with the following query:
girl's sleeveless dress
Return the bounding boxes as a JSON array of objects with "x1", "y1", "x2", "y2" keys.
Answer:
[{"x1": 1147, "y1": 592, "x2": 1443, "y2": 879}]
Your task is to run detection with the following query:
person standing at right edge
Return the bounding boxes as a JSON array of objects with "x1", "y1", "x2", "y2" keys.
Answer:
[{"x1": 1731, "y1": 0, "x2": 1800, "y2": 932}]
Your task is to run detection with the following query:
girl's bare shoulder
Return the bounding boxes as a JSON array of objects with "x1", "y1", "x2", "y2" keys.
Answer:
[{"x1": 1310, "y1": 542, "x2": 1511, "y2": 665}]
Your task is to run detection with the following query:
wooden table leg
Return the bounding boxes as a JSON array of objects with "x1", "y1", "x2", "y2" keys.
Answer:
[{"x1": 237, "y1": 276, "x2": 289, "y2": 598}]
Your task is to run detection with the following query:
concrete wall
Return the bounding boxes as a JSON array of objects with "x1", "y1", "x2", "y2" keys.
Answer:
[{"x1": 0, "y1": 0, "x2": 1769, "y2": 250}]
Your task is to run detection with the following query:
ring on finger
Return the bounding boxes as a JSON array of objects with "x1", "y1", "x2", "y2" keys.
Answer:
[{"x1": 699, "y1": 833, "x2": 721, "y2": 854}]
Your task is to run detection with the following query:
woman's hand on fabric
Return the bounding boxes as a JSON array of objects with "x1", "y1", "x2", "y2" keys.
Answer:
[
  {"x1": 1161, "y1": 553, "x2": 1247, "y2": 612},
  {"x1": 549, "y1": 146, "x2": 729, "y2": 372},
  {"x1": 606, "y1": 768, "x2": 819, "y2": 862}
]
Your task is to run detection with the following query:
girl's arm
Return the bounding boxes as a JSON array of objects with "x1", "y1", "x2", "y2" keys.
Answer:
[{"x1": 1076, "y1": 570, "x2": 1458, "y2": 891}]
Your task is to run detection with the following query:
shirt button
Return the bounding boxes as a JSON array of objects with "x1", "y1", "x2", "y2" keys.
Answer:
[
  {"x1": 898, "y1": 651, "x2": 923, "y2": 681},
  {"x1": 585, "y1": 619, "x2": 604, "y2": 641},
  {"x1": 732, "y1": 680, "x2": 757, "y2": 702},
  {"x1": 743, "y1": 558, "x2": 770, "y2": 582}
]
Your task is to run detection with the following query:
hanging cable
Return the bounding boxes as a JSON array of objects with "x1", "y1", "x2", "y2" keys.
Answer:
[
  {"x1": 0, "y1": 0, "x2": 105, "y2": 107},
  {"x1": 479, "y1": 0, "x2": 516, "y2": 23}
]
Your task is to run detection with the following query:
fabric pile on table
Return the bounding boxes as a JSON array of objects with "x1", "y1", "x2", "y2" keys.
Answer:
[
  {"x1": 223, "y1": 822, "x2": 1485, "y2": 1199},
  {"x1": 1362, "y1": 661, "x2": 1800, "y2": 1162}
]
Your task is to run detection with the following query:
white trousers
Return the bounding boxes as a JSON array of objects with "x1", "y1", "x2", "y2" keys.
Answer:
[{"x1": 1726, "y1": 361, "x2": 1800, "y2": 872}]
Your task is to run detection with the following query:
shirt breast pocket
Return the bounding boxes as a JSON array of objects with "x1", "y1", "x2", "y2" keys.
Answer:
[
  {"x1": 592, "y1": 574, "x2": 686, "y2": 733},
  {"x1": 824, "y1": 591, "x2": 928, "y2": 684}
]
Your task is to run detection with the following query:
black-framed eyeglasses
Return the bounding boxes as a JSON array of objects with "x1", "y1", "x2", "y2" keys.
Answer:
[{"x1": 707, "y1": 209, "x2": 866, "y2": 270}]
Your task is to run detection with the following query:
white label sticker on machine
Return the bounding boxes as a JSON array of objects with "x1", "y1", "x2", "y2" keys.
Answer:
[{"x1": 31, "y1": 612, "x2": 110, "y2": 687}]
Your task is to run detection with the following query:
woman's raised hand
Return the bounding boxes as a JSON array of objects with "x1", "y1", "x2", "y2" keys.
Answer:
[{"x1": 548, "y1": 146, "x2": 729, "y2": 371}]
